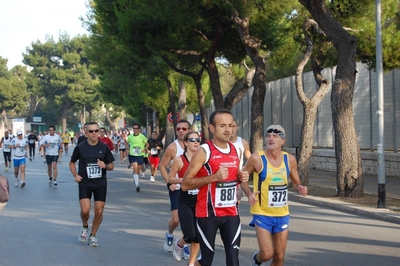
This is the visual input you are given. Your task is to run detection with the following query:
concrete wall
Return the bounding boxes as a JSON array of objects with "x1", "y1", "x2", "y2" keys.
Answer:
[{"x1": 285, "y1": 147, "x2": 400, "y2": 178}]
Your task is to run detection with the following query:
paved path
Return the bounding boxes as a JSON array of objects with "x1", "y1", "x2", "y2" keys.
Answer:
[
  {"x1": 1, "y1": 147, "x2": 399, "y2": 266},
  {"x1": 290, "y1": 169, "x2": 400, "y2": 224}
]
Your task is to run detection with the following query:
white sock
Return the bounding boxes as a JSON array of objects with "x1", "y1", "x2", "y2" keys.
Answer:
[{"x1": 133, "y1": 174, "x2": 139, "y2": 186}]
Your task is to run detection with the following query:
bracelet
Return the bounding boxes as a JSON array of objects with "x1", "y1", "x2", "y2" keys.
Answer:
[{"x1": 105, "y1": 164, "x2": 109, "y2": 170}]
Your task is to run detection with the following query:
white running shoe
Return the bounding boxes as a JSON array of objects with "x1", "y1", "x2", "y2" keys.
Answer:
[
  {"x1": 150, "y1": 176, "x2": 155, "y2": 183},
  {"x1": 15, "y1": 178, "x2": 19, "y2": 187},
  {"x1": 89, "y1": 236, "x2": 98, "y2": 247},
  {"x1": 78, "y1": 227, "x2": 88, "y2": 243},
  {"x1": 172, "y1": 238, "x2": 183, "y2": 261},
  {"x1": 5, "y1": 167, "x2": 8, "y2": 172},
  {"x1": 164, "y1": 232, "x2": 174, "y2": 252},
  {"x1": 49, "y1": 179, "x2": 53, "y2": 187}
]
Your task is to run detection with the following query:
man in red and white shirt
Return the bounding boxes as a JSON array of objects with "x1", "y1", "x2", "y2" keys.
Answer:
[{"x1": 182, "y1": 109, "x2": 249, "y2": 266}]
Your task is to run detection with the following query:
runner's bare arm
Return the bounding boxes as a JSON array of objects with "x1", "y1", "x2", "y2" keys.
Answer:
[
  {"x1": 181, "y1": 148, "x2": 228, "y2": 191},
  {"x1": 168, "y1": 157, "x2": 183, "y2": 184},
  {"x1": 159, "y1": 143, "x2": 176, "y2": 183}
]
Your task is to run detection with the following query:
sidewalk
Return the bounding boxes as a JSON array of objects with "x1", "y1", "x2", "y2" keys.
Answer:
[{"x1": 289, "y1": 169, "x2": 400, "y2": 224}]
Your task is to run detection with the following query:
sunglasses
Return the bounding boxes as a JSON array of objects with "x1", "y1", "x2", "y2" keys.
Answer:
[
  {"x1": 133, "y1": 127, "x2": 139, "y2": 129},
  {"x1": 267, "y1": 128, "x2": 282, "y2": 134},
  {"x1": 177, "y1": 127, "x2": 188, "y2": 132},
  {"x1": 99, "y1": 130, "x2": 106, "y2": 132},
  {"x1": 188, "y1": 138, "x2": 201, "y2": 143},
  {"x1": 88, "y1": 129, "x2": 99, "y2": 133}
]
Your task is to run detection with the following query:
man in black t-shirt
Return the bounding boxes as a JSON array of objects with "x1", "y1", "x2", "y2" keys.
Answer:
[
  {"x1": 69, "y1": 121, "x2": 115, "y2": 247},
  {"x1": 27, "y1": 131, "x2": 38, "y2": 161}
]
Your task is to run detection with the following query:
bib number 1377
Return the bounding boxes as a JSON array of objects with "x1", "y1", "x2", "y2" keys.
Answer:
[{"x1": 86, "y1": 163, "x2": 101, "y2": 178}]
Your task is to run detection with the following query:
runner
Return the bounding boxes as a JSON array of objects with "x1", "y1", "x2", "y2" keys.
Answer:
[
  {"x1": 118, "y1": 131, "x2": 127, "y2": 164},
  {"x1": 159, "y1": 119, "x2": 191, "y2": 253},
  {"x1": 27, "y1": 130, "x2": 38, "y2": 161},
  {"x1": 9, "y1": 130, "x2": 29, "y2": 187},
  {"x1": 241, "y1": 124, "x2": 308, "y2": 266},
  {"x1": 181, "y1": 109, "x2": 249, "y2": 266},
  {"x1": 111, "y1": 131, "x2": 120, "y2": 154},
  {"x1": 69, "y1": 121, "x2": 115, "y2": 247},
  {"x1": 0, "y1": 174, "x2": 9, "y2": 211},
  {"x1": 126, "y1": 124, "x2": 147, "y2": 192},
  {"x1": 61, "y1": 130, "x2": 70, "y2": 154},
  {"x1": 146, "y1": 131, "x2": 163, "y2": 182},
  {"x1": 41, "y1": 126, "x2": 63, "y2": 187},
  {"x1": 230, "y1": 119, "x2": 251, "y2": 202},
  {"x1": 38, "y1": 132, "x2": 44, "y2": 157},
  {"x1": 169, "y1": 131, "x2": 201, "y2": 264},
  {"x1": 0, "y1": 130, "x2": 13, "y2": 171},
  {"x1": 98, "y1": 127, "x2": 113, "y2": 151}
]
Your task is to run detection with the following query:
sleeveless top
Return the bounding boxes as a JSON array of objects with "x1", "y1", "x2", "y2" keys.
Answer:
[
  {"x1": 178, "y1": 154, "x2": 199, "y2": 200},
  {"x1": 231, "y1": 136, "x2": 245, "y2": 169},
  {"x1": 195, "y1": 140, "x2": 240, "y2": 218},
  {"x1": 169, "y1": 139, "x2": 185, "y2": 190},
  {"x1": 250, "y1": 150, "x2": 291, "y2": 217},
  {"x1": 2, "y1": 137, "x2": 12, "y2": 152}
]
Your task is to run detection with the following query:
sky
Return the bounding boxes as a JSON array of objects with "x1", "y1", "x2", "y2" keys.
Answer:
[{"x1": 0, "y1": 0, "x2": 89, "y2": 70}]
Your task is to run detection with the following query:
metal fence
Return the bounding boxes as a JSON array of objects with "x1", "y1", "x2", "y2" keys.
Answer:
[{"x1": 210, "y1": 63, "x2": 400, "y2": 152}]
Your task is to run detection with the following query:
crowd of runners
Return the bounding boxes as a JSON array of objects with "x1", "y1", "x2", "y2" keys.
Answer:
[{"x1": 1, "y1": 109, "x2": 308, "y2": 265}]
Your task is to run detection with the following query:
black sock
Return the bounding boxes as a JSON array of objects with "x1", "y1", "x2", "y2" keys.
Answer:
[{"x1": 254, "y1": 253, "x2": 261, "y2": 265}]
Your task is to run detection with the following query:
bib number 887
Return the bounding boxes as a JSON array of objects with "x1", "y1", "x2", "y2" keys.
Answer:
[{"x1": 220, "y1": 188, "x2": 235, "y2": 201}]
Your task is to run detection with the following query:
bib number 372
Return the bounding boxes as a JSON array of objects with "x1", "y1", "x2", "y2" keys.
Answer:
[{"x1": 268, "y1": 185, "x2": 288, "y2": 207}]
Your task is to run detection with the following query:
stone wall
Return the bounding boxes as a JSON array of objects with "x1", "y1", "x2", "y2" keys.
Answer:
[{"x1": 284, "y1": 147, "x2": 400, "y2": 178}]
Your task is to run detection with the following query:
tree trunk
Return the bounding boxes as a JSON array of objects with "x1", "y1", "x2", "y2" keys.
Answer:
[
  {"x1": 232, "y1": 13, "x2": 266, "y2": 152},
  {"x1": 29, "y1": 95, "x2": 37, "y2": 122},
  {"x1": 177, "y1": 80, "x2": 187, "y2": 119},
  {"x1": 224, "y1": 67, "x2": 255, "y2": 110},
  {"x1": 0, "y1": 109, "x2": 8, "y2": 131},
  {"x1": 296, "y1": 19, "x2": 330, "y2": 185},
  {"x1": 161, "y1": 56, "x2": 209, "y2": 140},
  {"x1": 193, "y1": 74, "x2": 209, "y2": 140},
  {"x1": 299, "y1": 0, "x2": 363, "y2": 197},
  {"x1": 105, "y1": 110, "x2": 115, "y2": 129},
  {"x1": 165, "y1": 77, "x2": 176, "y2": 147},
  {"x1": 61, "y1": 101, "x2": 70, "y2": 133},
  {"x1": 205, "y1": 23, "x2": 224, "y2": 110}
]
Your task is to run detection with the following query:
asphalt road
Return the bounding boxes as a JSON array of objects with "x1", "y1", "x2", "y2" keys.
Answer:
[{"x1": 1, "y1": 148, "x2": 399, "y2": 266}]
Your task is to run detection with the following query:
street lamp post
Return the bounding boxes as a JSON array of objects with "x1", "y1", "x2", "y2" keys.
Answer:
[{"x1": 375, "y1": 0, "x2": 386, "y2": 208}]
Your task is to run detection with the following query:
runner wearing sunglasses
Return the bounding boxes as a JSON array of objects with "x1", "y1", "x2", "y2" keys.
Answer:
[
  {"x1": 168, "y1": 132, "x2": 201, "y2": 265},
  {"x1": 241, "y1": 124, "x2": 307, "y2": 266},
  {"x1": 159, "y1": 119, "x2": 191, "y2": 256},
  {"x1": 70, "y1": 121, "x2": 115, "y2": 247}
]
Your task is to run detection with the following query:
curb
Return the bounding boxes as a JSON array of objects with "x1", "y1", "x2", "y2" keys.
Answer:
[{"x1": 289, "y1": 192, "x2": 400, "y2": 225}]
